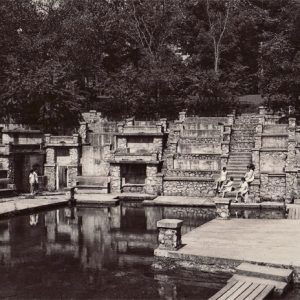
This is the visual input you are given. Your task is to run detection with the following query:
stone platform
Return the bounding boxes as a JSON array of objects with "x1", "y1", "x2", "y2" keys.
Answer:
[
  {"x1": 76, "y1": 194, "x2": 119, "y2": 206},
  {"x1": 155, "y1": 219, "x2": 300, "y2": 280},
  {"x1": 143, "y1": 196, "x2": 215, "y2": 207},
  {"x1": 0, "y1": 196, "x2": 68, "y2": 218}
]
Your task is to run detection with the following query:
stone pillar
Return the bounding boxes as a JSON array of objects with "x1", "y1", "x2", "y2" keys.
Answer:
[
  {"x1": 72, "y1": 134, "x2": 79, "y2": 144},
  {"x1": 68, "y1": 166, "x2": 78, "y2": 187},
  {"x1": 44, "y1": 165, "x2": 56, "y2": 191},
  {"x1": 288, "y1": 118, "x2": 296, "y2": 140},
  {"x1": 44, "y1": 146, "x2": 56, "y2": 191},
  {"x1": 110, "y1": 164, "x2": 121, "y2": 193},
  {"x1": 46, "y1": 147, "x2": 55, "y2": 164},
  {"x1": 2, "y1": 132, "x2": 11, "y2": 144},
  {"x1": 259, "y1": 106, "x2": 267, "y2": 115},
  {"x1": 160, "y1": 118, "x2": 167, "y2": 132},
  {"x1": 157, "y1": 219, "x2": 183, "y2": 250},
  {"x1": 145, "y1": 164, "x2": 159, "y2": 194},
  {"x1": 166, "y1": 155, "x2": 174, "y2": 170},
  {"x1": 70, "y1": 147, "x2": 79, "y2": 165},
  {"x1": 227, "y1": 114, "x2": 235, "y2": 126},
  {"x1": 117, "y1": 123, "x2": 124, "y2": 133},
  {"x1": 215, "y1": 199, "x2": 232, "y2": 219},
  {"x1": 69, "y1": 146, "x2": 79, "y2": 187},
  {"x1": 221, "y1": 142, "x2": 230, "y2": 158},
  {"x1": 156, "y1": 123, "x2": 162, "y2": 133},
  {"x1": 126, "y1": 117, "x2": 134, "y2": 126},
  {"x1": 153, "y1": 137, "x2": 163, "y2": 159},
  {"x1": 286, "y1": 118, "x2": 297, "y2": 202},
  {"x1": 78, "y1": 122, "x2": 88, "y2": 144},
  {"x1": 117, "y1": 137, "x2": 127, "y2": 150},
  {"x1": 178, "y1": 111, "x2": 186, "y2": 122},
  {"x1": 252, "y1": 149, "x2": 260, "y2": 174}
]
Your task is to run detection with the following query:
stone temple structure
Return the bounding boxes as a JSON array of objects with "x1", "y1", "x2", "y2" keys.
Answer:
[{"x1": 1, "y1": 107, "x2": 300, "y2": 203}]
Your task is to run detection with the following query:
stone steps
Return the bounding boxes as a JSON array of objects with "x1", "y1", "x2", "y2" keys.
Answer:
[
  {"x1": 230, "y1": 148, "x2": 253, "y2": 152},
  {"x1": 227, "y1": 167, "x2": 248, "y2": 172},
  {"x1": 236, "y1": 263, "x2": 293, "y2": 283}
]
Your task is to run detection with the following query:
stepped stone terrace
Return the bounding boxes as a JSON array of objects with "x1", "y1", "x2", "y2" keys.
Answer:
[{"x1": 1, "y1": 107, "x2": 300, "y2": 203}]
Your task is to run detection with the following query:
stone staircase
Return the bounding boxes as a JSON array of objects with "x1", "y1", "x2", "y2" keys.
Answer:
[
  {"x1": 230, "y1": 115, "x2": 256, "y2": 153},
  {"x1": 224, "y1": 114, "x2": 258, "y2": 195},
  {"x1": 226, "y1": 152, "x2": 252, "y2": 188}
]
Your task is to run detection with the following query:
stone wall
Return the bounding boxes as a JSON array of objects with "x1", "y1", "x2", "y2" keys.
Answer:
[
  {"x1": 260, "y1": 174, "x2": 286, "y2": 201},
  {"x1": 260, "y1": 151, "x2": 287, "y2": 173},
  {"x1": 44, "y1": 165, "x2": 56, "y2": 191},
  {"x1": 261, "y1": 135, "x2": 287, "y2": 148},
  {"x1": 110, "y1": 164, "x2": 121, "y2": 193},
  {"x1": 173, "y1": 155, "x2": 220, "y2": 171},
  {"x1": 145, "y1": 165, "x2": 161, "y2": 194},
  {"x1": 163, "y1": 178, "x2": 215, "y2": 197}
]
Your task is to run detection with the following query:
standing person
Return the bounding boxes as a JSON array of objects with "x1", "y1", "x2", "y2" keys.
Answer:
[
  {"x1": 235, "y1": 177, "x2": 249, "y2": 202},
  {"x1": 33, "y1": 169, "x2": 39, "y2": 194},
  {"x1": 215, "y1": 167, "x2": 227, "y2": 194},
  {"x1": 29, "y1": 170, "x2": 35, "y2": 196},
  {"x1": 221, "y1": 177, "x2": 234, "y2": 198}
]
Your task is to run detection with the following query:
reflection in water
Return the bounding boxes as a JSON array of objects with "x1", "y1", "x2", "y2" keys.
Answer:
[
  {"x1": 29, "y1": 214, "x2": 39, "y2": 226},
  {"x1": 0, "y1": 203, "x2": 223, "y2": 299}
]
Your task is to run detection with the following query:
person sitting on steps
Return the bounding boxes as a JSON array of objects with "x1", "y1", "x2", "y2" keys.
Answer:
[
  {"x1": 215, "y1": 167, "x2": 227, "y2": 194},
  {"x1": 244, "y1": 164, "x2": 255, "y2": 185},
  {"x1": 235, "y1": 177, "x2": 249, "y2": 203},
  {"x1": 221, "y1": 177, "x2": 235, "y2": 198}
]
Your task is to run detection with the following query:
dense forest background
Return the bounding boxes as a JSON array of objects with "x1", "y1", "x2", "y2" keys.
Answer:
[{"x1": 0, "y1": 0, "x2": 299, "y2": 133}]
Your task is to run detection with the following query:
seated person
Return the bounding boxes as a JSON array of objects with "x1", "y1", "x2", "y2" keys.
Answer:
[
  {"x1": 215, "y1": 167, "x2": 227, "y2": 194},
  {"x1": 235, "y1": 177, "x2": 249, "y2": 202},
  {"x1": 221, "y1": 177, "x2": 234, "y2": 198},
  {"x1": 244, "y1": 165, "x2": 254, "y2": 184}
]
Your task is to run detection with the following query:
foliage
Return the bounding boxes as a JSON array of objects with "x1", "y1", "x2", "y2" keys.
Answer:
[{"x1": 0, "y1": 0, "x2": 299, "y2": 132}]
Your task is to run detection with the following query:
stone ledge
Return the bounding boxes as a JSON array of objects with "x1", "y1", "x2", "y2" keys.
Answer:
[
  {"x1": 261, "y1": 133, "x2": 288, "y2": 137},
  {"x1": 163, "y1": 177, "x2": 215, "y2": 182},
  {"x1": 115, "y1": 132, "x2": 163, "y2": 137},
  {"x1": 46, "y1": 143, "x2": 80, "y2": 147},
  {"x1": 109, "y1": 160, "x2": 159, "y2": 165},
  {"x1": 157, "y1": 219, "x2": 183, "y2": 229},
  {"x1": 260, "y1": 148, "x2": 287, "y2": 152},
  {"x1": 263, "y1": 173, "x2": 286, "y2": 177}
]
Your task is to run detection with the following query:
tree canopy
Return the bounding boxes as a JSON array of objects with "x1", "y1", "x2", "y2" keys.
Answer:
[{"x1": 0, "y1": 0, "x2": 299, "y2": 132}]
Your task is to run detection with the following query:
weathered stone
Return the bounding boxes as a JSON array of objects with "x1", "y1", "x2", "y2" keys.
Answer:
[
  {"x1": 215, "y1": 199, "x2": 232, "y2": 219},
  {"x1": 157, "y1": 219, "x2": 183, "y2": 250}
]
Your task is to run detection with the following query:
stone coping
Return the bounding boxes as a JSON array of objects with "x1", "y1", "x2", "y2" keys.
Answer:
[
  {"x1": 260, "y1": 148, "x2": 287, "y2": 152},
  {"x1": 114, "y1": 152, "x2": 152, "y2": 156},
  {"x1": 2, "y1": 129, "x2": 41, "y2": 133},
  {"x1": 45, "y1": 143, "x2": 80, "y2": 147},
  {"x1": 122, "y1": 183, "x2": 145, "y2": 187},
  {"x1": 157, "y1": 219, "x2": 183, "y2": 229},
  {"x1": 261, "y1": 173, "x2": 286, "y2": 177},
  {"x1": 163, "y1": 177, "x2": 215, "y2": 182},
  {"x1": 261, "y1": 133, "x2": 288, "y2": 137},
  {"x1": 115, "y1": 132, "x2": 164, "y2": 137},
  {"x1": 109, "y1": 160, "x2": 159, "y2": 165},
  {"x1": 176, "y1": 153, "x2": 221, "y2": 157}
]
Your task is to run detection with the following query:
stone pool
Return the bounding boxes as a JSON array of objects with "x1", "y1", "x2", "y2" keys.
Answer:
[
  {"x1": 0, "y1": 202, "x2": 225, "y2": 299},
  {"x1": 0, "y1": 201, "x2": 298, "y2": 299}
]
